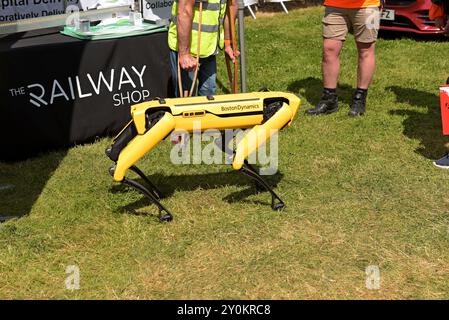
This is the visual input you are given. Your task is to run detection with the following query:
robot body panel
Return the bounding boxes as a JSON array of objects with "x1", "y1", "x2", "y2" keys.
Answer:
[{"x1": 113, "y1": 113, "x2": 175, "y2": 182}]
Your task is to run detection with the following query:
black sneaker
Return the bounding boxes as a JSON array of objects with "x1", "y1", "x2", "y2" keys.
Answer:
[
  {"x1": 433, "y1": 153, "x2": 449, "y2": 169},
  {"x1": 306, "y1": 91, "x2": 339, "y2": 115},
  {"x1": 348, "y1": 90, "x2": 367, "y2": 117}
]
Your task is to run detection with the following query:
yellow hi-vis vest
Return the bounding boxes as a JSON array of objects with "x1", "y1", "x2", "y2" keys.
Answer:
[{"x1": 168, "y1": 0, "x2": 227, "y2": 58}]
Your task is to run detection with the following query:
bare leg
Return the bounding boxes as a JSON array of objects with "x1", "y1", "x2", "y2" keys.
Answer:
[
  {"x1": 356, "y1": 41, "x2": 376, "y2": 89},
  {"x1": 347, "y1": 41, "x2": 376, "y2": 116},
  {"x1": 322, "y1": 38, "x2": 344, "y2": 89},
  {"x1": 306, "y1": 38, "x2": 344, "y2": 115}
]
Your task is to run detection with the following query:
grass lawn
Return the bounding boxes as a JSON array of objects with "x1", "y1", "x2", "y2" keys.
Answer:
[{"x1": 2, "y1": 6, "x2": 449, "y2": 299}]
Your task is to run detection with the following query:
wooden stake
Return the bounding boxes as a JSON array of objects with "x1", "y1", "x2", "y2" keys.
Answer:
[{"x1": 226, "y1": 0, "x2": 239, "y2": 93}]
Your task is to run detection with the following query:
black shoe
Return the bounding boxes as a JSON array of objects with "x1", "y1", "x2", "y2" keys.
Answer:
[
  {"x1": 306, "y1": 91, "x2": 339, "y2": 115},
  {"x1": 348, "y1": 90, "x2": 367, "y2": 117}
]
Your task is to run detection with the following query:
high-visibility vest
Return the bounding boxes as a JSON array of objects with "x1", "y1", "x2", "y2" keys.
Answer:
[{"x1": 168, "y1": 0, "x2": 227, "y2": 58}]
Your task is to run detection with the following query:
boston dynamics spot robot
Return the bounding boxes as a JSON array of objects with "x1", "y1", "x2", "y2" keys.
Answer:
[{"x1": 106, "y1": 91, "x2": 300, "y2": 222}]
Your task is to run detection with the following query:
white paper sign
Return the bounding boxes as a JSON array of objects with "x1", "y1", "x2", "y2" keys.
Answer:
[
  {"x1": 79, "y1": 0, "x2": 99, "y2": 10},
  {"x1": 0, "y1": 0, "x2": 80, "y2": 23},
  {"x1": 141, "y1": 0, "x2": 173, "y2": 22}
]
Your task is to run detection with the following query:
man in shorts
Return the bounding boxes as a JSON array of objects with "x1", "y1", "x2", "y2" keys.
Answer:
[{"x1": 306, "y1": 0, "x2": 381, "y2": 117}]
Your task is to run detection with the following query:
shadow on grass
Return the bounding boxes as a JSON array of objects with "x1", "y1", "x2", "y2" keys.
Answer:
[
  {"x1": 378, "y1": 30, "x2": 448, "y2": 43},
  {"x1": 0, "y1": 151, "x2": 67, "y2": 222},
  {"x1": 387, "y1": 85, "x2": 448, "y2": 159},
  {"x1": 287, "y1": 77, "x2": 355, "y2": 107},
  {"x1": 111, "y1": 170, "x2": 284, "y2": 216}
]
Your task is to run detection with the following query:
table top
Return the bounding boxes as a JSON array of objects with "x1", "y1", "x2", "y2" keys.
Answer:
[
  {"x1": 0, "y1": 27, "x2": 81, "y2": 52},
  {"x1": 0, "y1": 26, "x2": 168, "y2": 52}
]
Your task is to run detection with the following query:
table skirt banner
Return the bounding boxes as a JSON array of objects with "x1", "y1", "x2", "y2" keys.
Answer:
[{"x1": 0, "y1": 28, "x2": 171, "y2": 160}]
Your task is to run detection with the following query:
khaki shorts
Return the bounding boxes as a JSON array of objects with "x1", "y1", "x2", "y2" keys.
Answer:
[{"x1": 322, "y1": 6, "x2": 380, "y2": 43}]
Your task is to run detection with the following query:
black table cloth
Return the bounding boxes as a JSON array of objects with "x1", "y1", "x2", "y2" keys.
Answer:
[{"x1": 0, "y1": 27, "x2": 170, "y2": 160}]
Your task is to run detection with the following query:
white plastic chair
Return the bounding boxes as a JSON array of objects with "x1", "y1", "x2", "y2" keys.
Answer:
[
  {"x1": 264, "y1": 0, "x2": 290, "y2": 14},
  {"x1": 244, "y1": 0, "x2": 259, "y2": 19}
]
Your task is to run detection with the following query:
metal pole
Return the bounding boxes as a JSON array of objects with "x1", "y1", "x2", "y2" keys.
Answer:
[{"x1": 237, "y1": 0, "x2": 247, "y2": 92}]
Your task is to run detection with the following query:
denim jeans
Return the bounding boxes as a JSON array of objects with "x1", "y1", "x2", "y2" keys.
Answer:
[{"x1": 169, "y1": 50, "x2": 217, "y2": 97}]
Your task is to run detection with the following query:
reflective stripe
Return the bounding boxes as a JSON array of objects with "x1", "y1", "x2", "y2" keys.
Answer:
[
  {"x1": 193, "y1": 22, "x2": 219, "y2": 32},
  {"x1": 195, "y1": 2, "x2": 220, "y2": 10},
  {"x1": 171, "y1": 16, "x2": 219, "y2": 33}
]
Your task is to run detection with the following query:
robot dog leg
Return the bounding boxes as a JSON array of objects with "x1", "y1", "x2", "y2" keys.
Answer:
[
  {"x1": 107, "y1": 111, "x2": 176, "y2": 222},
  {"x1": 233, "y1": 101, "x2": 293, "y2": 210}
]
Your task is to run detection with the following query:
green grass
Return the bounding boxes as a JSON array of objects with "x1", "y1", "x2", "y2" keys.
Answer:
[{"x1": 2, "y1": 7, "x2": 449, "y2": 299}]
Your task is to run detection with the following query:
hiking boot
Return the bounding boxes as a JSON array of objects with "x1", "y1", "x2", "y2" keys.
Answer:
[
  {"x1": 348, "y1": 90, "x2": 367, "y2": 117},
  {"x1": 306, "y1": 91, "x2": 339, "y2": 115},
  {"x1": 433, "y1": 153, "x2": 449, "y2": 169}
]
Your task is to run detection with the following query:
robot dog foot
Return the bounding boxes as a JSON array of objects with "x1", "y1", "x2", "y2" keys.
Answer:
[
  {"x1": 239, "y1": 161, "x2": 285, "y2": 211},
  {"x1": 121, "y1": 177, "x2": 173, "y2": 222},
  {"x1": 109, "y1": 165, "x2": 173, "y2": 222}
]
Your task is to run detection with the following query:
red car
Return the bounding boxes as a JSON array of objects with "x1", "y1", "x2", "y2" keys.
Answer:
[{"x1": 380, "y1": 0, "x2": 444, "y2": 34}]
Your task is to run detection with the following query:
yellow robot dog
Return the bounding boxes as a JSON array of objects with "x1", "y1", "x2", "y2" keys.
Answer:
[{"x1": 106, "y1": 91, "x2": 300, "y2": 222}]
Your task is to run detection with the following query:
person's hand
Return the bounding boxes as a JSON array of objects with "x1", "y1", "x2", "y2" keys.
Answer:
[
  {"x1": 179, "y1": 53, "x2": 197, "y2": 72},
  {"x1": 224, "y1": 44, "x2": 240, "y2": 63},
  {"x1": 435, "y1": 17, "x2": 446, "y2": 29}
]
